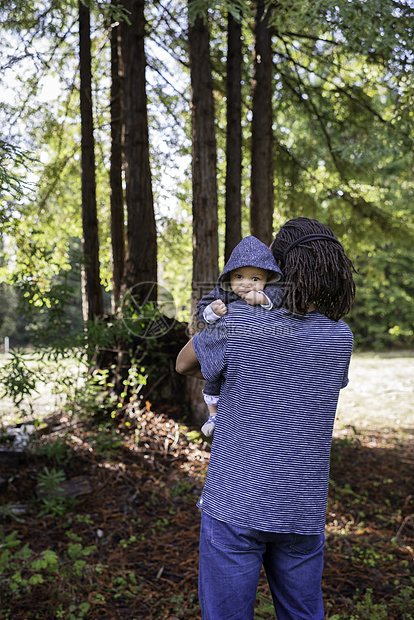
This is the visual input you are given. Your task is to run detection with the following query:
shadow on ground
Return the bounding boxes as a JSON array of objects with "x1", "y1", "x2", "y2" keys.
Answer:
[{"x1": 0, "y1": 409, "x2": 413, "y2": 619}]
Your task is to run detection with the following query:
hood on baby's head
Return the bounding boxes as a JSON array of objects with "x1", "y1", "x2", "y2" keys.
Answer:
[{"x1": 218, "y1": 235, "x2": 283, "y2": 292}]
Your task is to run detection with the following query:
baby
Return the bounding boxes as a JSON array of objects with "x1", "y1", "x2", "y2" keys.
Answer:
[{"x1": 196, "y1": 235, "x2": 284, "y2": 436}]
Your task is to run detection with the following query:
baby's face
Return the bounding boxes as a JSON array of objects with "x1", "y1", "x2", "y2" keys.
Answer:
[{"x1": 229, "y1": 266, "x2": 269, "y2": 298}]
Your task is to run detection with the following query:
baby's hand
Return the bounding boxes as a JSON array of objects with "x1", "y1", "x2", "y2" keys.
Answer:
[
  {"x1": 212, "y1": 299, "x2": 228, "y2": 316},
  {"x1": 244, "y1": 291, "x2": 267, "y2": 306}
]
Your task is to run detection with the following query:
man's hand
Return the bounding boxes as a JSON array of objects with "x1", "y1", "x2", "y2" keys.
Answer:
[
  {"x1": 212, "y1": 299, "x2": 228, "y2": 316},
  {"x1": 244, "y1": 291, "x2": 268, "y2": 306}
]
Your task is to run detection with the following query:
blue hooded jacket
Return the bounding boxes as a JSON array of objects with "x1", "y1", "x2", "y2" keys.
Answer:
[
  {"x1": 196, "y1": 236, "x2": 284, "y2": 398},
  {"x1": 196, "y1": 235, "x2": 284, "y2": 323}
]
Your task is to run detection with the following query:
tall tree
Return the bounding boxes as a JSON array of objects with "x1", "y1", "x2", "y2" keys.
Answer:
[
  {"x1": 121, "y1": 0, "x2": 157, "y2": 302},
  {"x1": 79, "y1": 0, "x2": 103, "y2": 321},
  {"x1": 188, "y1": 6, "x2": 219, "y2": 313},
  {"x1": 250, "y1": 0, "x2": 274, "y2": 246},
  {"x1": 109, "y1": 14, "x2": 125, "y2": 310},
  {"x1": 188, "y1": 2, "x2": 219, "y2": 423},
  {"x1": 224, "y1": 9, "x2": 242, "y2": 262}
]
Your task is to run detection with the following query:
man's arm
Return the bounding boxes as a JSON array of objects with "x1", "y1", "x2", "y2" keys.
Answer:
[{"x1": 176, "y1": 338, "x2": 204, "y2": 378}]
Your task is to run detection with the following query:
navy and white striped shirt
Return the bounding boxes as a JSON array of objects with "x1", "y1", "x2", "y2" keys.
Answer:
[{"x1": 193, "y1": 302, "x2": 353, "y2": 534}]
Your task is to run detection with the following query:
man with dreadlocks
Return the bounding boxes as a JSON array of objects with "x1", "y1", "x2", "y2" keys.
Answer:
[{"x1": 176, "y1": 217, "x2": 356, "y2": 620}]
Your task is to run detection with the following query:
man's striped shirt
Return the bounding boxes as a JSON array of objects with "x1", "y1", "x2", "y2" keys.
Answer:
[{"x1": 193, "y1": 302, "x2": 353, "y2": 534}]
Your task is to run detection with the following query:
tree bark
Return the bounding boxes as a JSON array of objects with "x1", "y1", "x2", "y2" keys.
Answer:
[
  {"x1": 120, "y1": 0, "x2": 157, "y2": 304},
  {"x1": 188, "y1": 5, "x2": 219, "y2": 425},
  {"x1": 79, "y1": 0, "x2": 103, "y2": 322},
  {"x1": 110, "y1": 14, "x2": 125, "y2": 311},
  {"x1": 225, "y1": 10, "x2": 242, "y2": 262},
  {"x1": 250, "y1": 0, "x2": 274, "y2": 246}
]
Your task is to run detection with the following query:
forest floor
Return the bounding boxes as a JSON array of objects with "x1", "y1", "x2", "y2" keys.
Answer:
[{"x1": 0, "y1": 352, "x2": 413, "y2": 619}]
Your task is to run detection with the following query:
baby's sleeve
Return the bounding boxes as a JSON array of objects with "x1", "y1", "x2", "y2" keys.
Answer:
[
  {"x1": 196, "y1": 286, "x2": 223, "y2": 323},
  {"x1": 262, "y1": 284, "x2": 284, "y2": 309}
]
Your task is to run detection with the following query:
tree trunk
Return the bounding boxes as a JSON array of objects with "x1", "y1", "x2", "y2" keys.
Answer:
[
  {"x1": 79, "y1": 0, "x2": 103, "y2": 322},
  {"x1": 225, "y1": 10, "x2": 242, "y2": 262},
  {"x1": 188, "y1": 8, "x2": 219, "y2": 316},
  {"x1": 250, "y1": 0, "x2": 274, "y2": 246},
  {"x1": 188, "y1": 5, "x2": 219, "y2": 425},
  {"x1": 110, "y1": 15, "x2": 125, "y2": 311},
  {"x1": 120, "y1": 0, "x2": 157, "y2": 304}
]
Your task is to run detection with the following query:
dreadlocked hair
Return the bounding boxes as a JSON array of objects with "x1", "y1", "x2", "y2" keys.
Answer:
[{"x1": 271, "y1": 217, "x2": 357, "y2": 321}]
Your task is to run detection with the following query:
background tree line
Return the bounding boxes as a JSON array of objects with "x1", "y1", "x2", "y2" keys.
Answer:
[{"x1": 1, "y1": 0, "x2": 414, "y2": 358}]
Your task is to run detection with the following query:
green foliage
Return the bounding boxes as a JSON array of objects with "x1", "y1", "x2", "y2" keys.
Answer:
[
  {"x1": 254, "y1": 592, "x2": 277, "y2": 618},
  {"x1": 72, "y1": 368, "x2": 118, "y2": 419},
  {"x1": 0, "y1": 345, "x2": 86, "y2": 422},
  {"x1": 34, "y1": 436, "x2": 72, "y2": 466},
  {"x1": 37, "y1": 466, "x2": 66, "y2": 493},
  {"x1": 347, "y1": 245, "x2": 414, "y2": 349},
  {"x1": 348, "y1": 588, "x2": 388, "y2": 620},
  {"x1": 158, "y1": 210, "x2": 193, "y2": 322},
  {"x1": 0, "y1": 349, "x2": 39, "y2": 408},
  {"x1": 1, "y1": 0, "x2": 414, "y2": 360},
  {"x1": 71, "y1": 364, "x2": 125, "y2": 421},
  {"x1": 0, "y1": 283, "x2": 18, "y2": 341},
  {"x1": 188, "y1": 0, "x2": 250, "y2": 25},
  {"x1": 390, "y1": 581, "x2": 414, "y2": 618},
  {"x1": 66, "y1": 540, "x2": 96, "y2": 577},
  {"x1": 170, "y1": 480, "x2": 194, "y2": 498},
  {"x1": 0, "y1": 525, "x2": 98, "y2": 619},
  {"x1": 85, "y1": 303, "x2": 182, "y2": 404},
  {"x1": 10, "y1": 239, "x2": 84, "y2": 349},
  {"x1": 106, "y1": 1, "x2": 131, "y2": 25},
  {"x1": 254, "y1": 585, "x2": 411, "y2": 620},
  {"x1": 86, "y1": 428, "x2": 123, "y2": 456},
  {"x1": 167, "y1": 592, "x2": 200, "y2": 617},
  {"x1": 0, "y1": 140, "x2": 36, "y2": 200},
  {"x1": 37, "y1": 466, "x2": 75, "y2": 517},
  {"x1": 0, "y1": 303, "x2": 178, "y2": 426}
]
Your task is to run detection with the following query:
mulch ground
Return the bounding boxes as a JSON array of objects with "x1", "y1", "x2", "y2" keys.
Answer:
[{"x1": 0, "y1": 404, "x2": 413, "y2": 619}]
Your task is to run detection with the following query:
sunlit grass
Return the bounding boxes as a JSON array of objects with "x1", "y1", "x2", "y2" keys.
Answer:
[
  {"x1": 0, "y1": 349, "x2": 86, "y2": 425},
  {"x1": 335, "y1": 350, "x2": 414, "y2": 432}
]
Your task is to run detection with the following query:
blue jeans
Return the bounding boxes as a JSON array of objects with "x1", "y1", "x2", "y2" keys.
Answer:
[{"x1": 199, "y1": 512, "x2": 325, "y2": 620}]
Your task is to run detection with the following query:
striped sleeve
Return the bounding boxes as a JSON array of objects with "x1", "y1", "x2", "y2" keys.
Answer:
[
  {"x1": 193, "y1": 321, "x2": 228, "y2": 385},
  {"x1": 341, "y1": 353, "x2": 351, "y2": 388}
]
